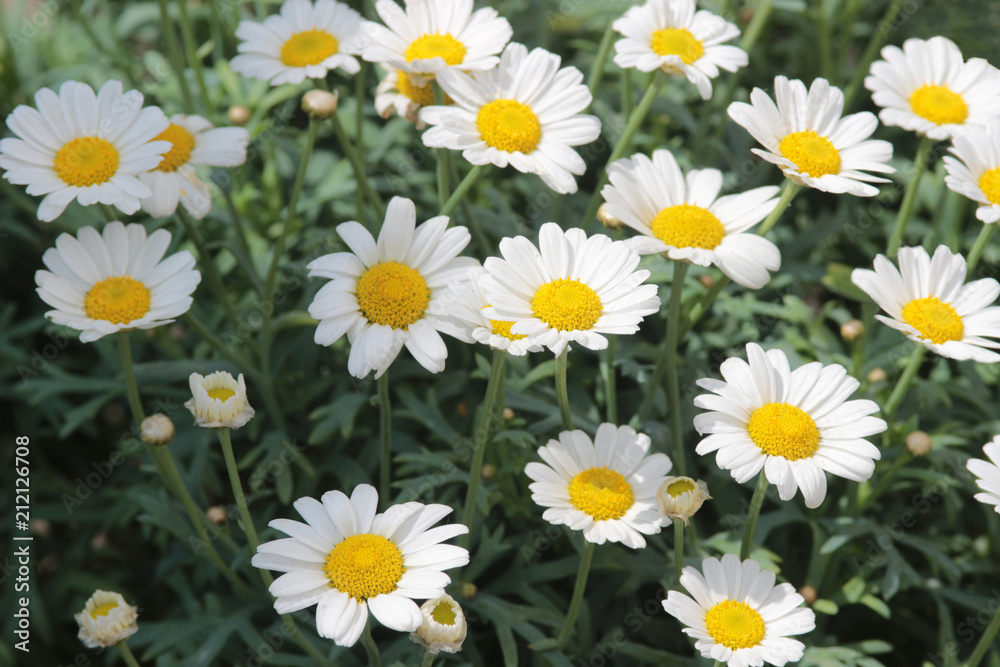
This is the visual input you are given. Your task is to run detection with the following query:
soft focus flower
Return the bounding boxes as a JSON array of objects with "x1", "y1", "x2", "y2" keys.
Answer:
[
  {"x1": 656, "y1": 476, "x2": 710, "y2": 525},
  {"x1": 968, "y1": 436, "x2": 1000, "y2": 513},
  {"x1": 140, "y1": 413, "x2": 175, "y2": 445},
  {"x1": 75, "y1": 590, "x2": 139, "y2": 648},
  {"x1": 375, "y1": 66, "x2": 449, "y2": 128},
  {"x1": 34, "y1": 222, "x2": 201, "y2": 342},
  {"x1": 185, "y1": 371, "x2": 255, "y2": 429},
  {"x1": 251, "y1": 484, "x2": 469, "y2": 647},
  {"x1": 944, "y1": 119, "x2": 1000, "y2": 223},
  {"x1": 905, "y1": 430, "x2": 933, "y2": 457},
  {"x1": 409, "y1": 593, "x2": 467, "y2": 654},
  {"x1": 301, "y1": 89, "x2": 340, "y2": 119}
]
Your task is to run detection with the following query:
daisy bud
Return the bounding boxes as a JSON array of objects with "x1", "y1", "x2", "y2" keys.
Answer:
[
  {"x1": 906, "y1": 430, "x2": 933, "y2": 457},
  {"x1": 227, "y1": 105, "x2": 252, "y2": 126},
  {"x1": 503, "y1": 407, "x2": 515, "y2": 420},
  {"x1": 460, "y1": 582, "x2": 477, "y2": 599},
  {"x1": 409, "y1": 594, "x2": 467, "y2": 655},
  {"x1": 185, "y1": 371, "x2": 255, "y2": 429},
  {"x1": 206, "y1": 506, "x2": 228, "y2": 525},
  {"x1": 301, "y1": 89, "x2": 339, "y2": 119},
  {"x1": 656, "y1": 477, "x2": 711, "y2": 526},
  {"x1": 75, "y1": 590, "x2": 139, "y2": 648},
  {"x1": 698, "y1": 274, "x2": 715, "y2": 289},
  {"x1": 867, "y1": 367, "x2": 888, "y2": 383},
  {"x1": 597, "y1": 203, "x2": 625, "y2": 230},
  {"x1": 481, "y1": 464, "x2": 496, "y2": 479},
  {"x1": 798, "y1": 585, "x2": 818, "y2": 606},
  {"x1": 840, "y1": 319, "x2": 864, "y2": 342},
  {"x1": 140, "y1": 413, "x2": 174, "y2": 446}
]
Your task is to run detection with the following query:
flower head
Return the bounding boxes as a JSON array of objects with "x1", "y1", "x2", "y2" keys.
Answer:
[
  {"x1": 141, "y1": 413, "x2": 175, "y2": 445},
  {"x1": 375, "y1": 67, "x2": 450, "y2": 128},
  {"x1": 944, "y1": 119, "x2": 1000, "y2": 224},
  {"x1": 656, "y1": 476, "x2": 711, "y2": 525},
  {"x1": 409, "y1": 593, "x2": 467, "y2": 654},
  {"x1": 185, "y1": 371, "x2": 255, "y2": 429},
  {"x1": 968, "y1": 436, "x2": 1000, "y2": 514},
  {"x1": 75, "y1": 590, "x2": 139, "y2": 648}
]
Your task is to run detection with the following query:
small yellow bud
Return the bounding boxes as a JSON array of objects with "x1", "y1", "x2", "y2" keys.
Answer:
[
  {"x1": 698, "y1": 274, "x2": 715, "y2": 289},
  {"x1": 656, "y1": 477, "x2": 711, "y2": 525},
  {"x1": 301, "y1": 89, "x2": 339, "y2": 119},
  {"x1": 503, "y1": 407, "x2": 515, "y2": 421},
  {"x1": 481, "y1": 464, "x2": 496, "y2": 480},
  {"x1": 460, "y1": 582, "x2": 477, "y2": 599},
  {"x1": 798, "y1": 585, "x2": 818, "y2": 606},
  {"x1": 905, "y1": 430, "x2": 933, "y2": 457},
  {"x1": 206, "y1": 506, "x2": 228, "y2": 525},
  {"x1": 227, "y1": 105, "x2": 252, "y2": 126},
  {"x1": 840, "y1": 319, "x2": 864, "y2": 342},
  {"x1": 140, "y1": 413, "x2": 175, "y2": 446},
  {"x1": 597, "y1": 203, "x2": 625, "y2": 230},
  {"x1": 867, "y1": 367, "x2": 887, "y2": 383}
]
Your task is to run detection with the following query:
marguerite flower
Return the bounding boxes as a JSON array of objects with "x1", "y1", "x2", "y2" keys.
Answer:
[
  {"x1": 307, "y1": 196, "x2": 477, "y2": 378},
  {"x1": 693, "y1": 343, "x2": 887, "y2": 508},
  {"x1": 420, "y1": 43, "x2": 602, "y2": 195},
  {"x1": 851, "y1": 245, "x2": 1000, "y2": 363},
  {"x1": 944, "y1": 119, "x2": 1000, "y2": 223},
  {"x1": 524, "y1": 423, "x2": 672, "y2": 548},
  {"x1": 602, "y1": 149, "x2": 781, "y2": 289},
  {"x1": 231, "y1": 0, "x2": 363, "y2": 86},
  {"x1": 409, "y1": 593, "x2": 467, "y2": 654},
  {"x1": 75, "y1": 590, "x2": 139, "y2": 648},
  {"x1": 375, "y1": 67, "x2": 449, "y2": 128},
  {"x1": 663, "y1": 554, "x2": 815, "y2": 666},
  {"x1": 0, "y1": 80, "x2": 169, "y2": 221},
  {"x1": 728, "y1": 76, "x2": 895, "y2": 197},
  {"x1": 34, "y1": 222, "x2": 200, "y2": 343},
  {"x1": 251, "y1": 484, "x2": 469, "y2": 647},
  {"x1": 967, "y1": 436, "x2": 1000, "y2": 514},
  {"x1": 481, "y1": 223, "x2": 661, "y2": 356},
  {"x1": 656, "y1": 476, "x2": 711, "y2": 526},
  {"x1": 185, "y1": 371, "x2": 255, "y2": 429},
  {"x1": 139, "y1": 114, "x2": 249, "y2": 219},
  {"x1": 359, "y1": 0, "x2": 512, "y2": 77},
  {"x1": 865, "y1": 36, "x2": 1000, "y2": 141},
  {"x1": 612, "y1": 0, "x2": 747, "y2": 100}
]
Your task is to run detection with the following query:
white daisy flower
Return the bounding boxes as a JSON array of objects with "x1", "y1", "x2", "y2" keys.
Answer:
[
  {"x1": 75, "y1": 590, "x2": 139, "y2": 648},
  {"x1": 851, "y1": 245, "x2": 1000, "y2": 363},
  {"x1": 251, "y1": 484, "x2": 469, "y2": 647},
  {"x1": 663, "y1": 554, "x2": 815, "y2": 667},
  {"x1": 185, "y1": 371, "x2": 255, "y2": 429},
  {"x1": 307, "y1": 196, "x2": 477, "y2": 378},
  {"x1": 865, "y1": 36, "x2": 1000, "y2": 141},
  {"x1": 612, "y1": 0, "x2": 747, "y2": 100},
  {"x1": 420, "y1": 42, "x2": 602, "y2": 195},
  {"x1": 481, "y1": 223, "x2": 661, "y2": 356},
  {"x1": 524, "y1": 423, "x2": 673, "y2": 549},
  {"x1": 375, "y1": 67, "x2": 451, "y2": 129},
  {"x1": 602, "y1": 149, "x2": 781, "y2": 289},
  {"x1": 0, "y1": 80, "x2": 169, "y2": 222},
  {"x1": 138, "y1": 114, "x2": 249, "y2": 220},
  {"x1": 34, "y1": 221, "x2": 201, "y2": 343},
  {"x1": 359, "y1": 0, "x2": 512, "y2": 77},
  {"x1": 727, "y1": 76, "x2": 895, "y2": 197},
  {"x1": 967, "y1": 436, "x2": 1000, "y2": 514},
  {"x1": 409, "y1": 593, "x2": 467, "y2": 655},
  {"x1": 656, "y1": 476, "x2": 711, "y2": 526},
  {"x1": 230, "y1": 0, "x2": 363, "y2": 86},
  {"x1": 944, "y1": 119, "x2": 1000, "y2": 223},
  {"x1": 693, "y1": 343, "x2": 887, "y2": 508}
]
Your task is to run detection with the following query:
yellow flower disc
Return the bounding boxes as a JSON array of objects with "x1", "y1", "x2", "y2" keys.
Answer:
[
  {"x1": 431, "y1": 600, "x2": 457, "y2": 625},
  {"x1": 405, "y1": 33, "x2": 467, "y2": 66},
  {"x1": 568, "y1": 467, "x2": 634, "y2": 521},
  {"x1": 356, "y1": 261, "x2": 430, "y2": 330},
  {"x1": 281, "y1": 29, "x2": 339, "y2": 67},
  {"x1": 531, "y1": 278, "x2": 602, "y2": 332},
  {"x1": 650, "y1": 28, "x2": 704, "y2": 65},
  {"x1": 53, "y1": 136, "x2": 120, "y2": 187},
  {"x1": 778, "y1": 130, "x2": 841, "y2": 177},
  {"x1": 153, "y1": 123, "x2": 196, "y2": 172},
  {"x1": 909, "y1": 84, "x2": 968, "y2": 125},
  {"x1": 902, "y1": 296, "x2": 964, "y2": 344},
  {"x1": 476, "y1": 100, "x2": 542, "y2": 154},
  {"x1": 396, "y1": 70, "x2": 435, "y2": 106},
  {"x1": 666, "y1": 478, "x2": 696, "y2": 497},
  {"x1": 747, "y1": 402, "x2": 820, "y2": 460},
  {"x1": 207, "y1": 388, "x2": 236, "y2": 402},
  {"x1": 323, "y1": 533, "x2": 404, "y2": 600},
  {"x1": 84, "y1": 276, "x2": 152, "y2": 324},
  {"x1": 90, "y1": 602, "x2": 118, "y2": 619},
  {"x1": 705, "y1": 599, "x2": 766, "y2": 650},
  {"x1": 489, "y1": 318, "x2": 526, "y2": 341},
  {"x1": 650, "y1": 204, "x2": 726, "y2": 250},
  {"x1": 978, "y1": 167, "x2": 1000, "y2": 205}
]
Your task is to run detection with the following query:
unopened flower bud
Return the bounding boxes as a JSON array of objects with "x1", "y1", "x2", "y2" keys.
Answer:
[
  {"x1": 75, "y1": 590, "x2": 139, "y2": 648},
  {"x1": 656, "y1": 477, "x2": 711, "y2": 525},
  {"x1": 460, "y1": 582, "x2": 477, "y2": 599},
  {"x1": 698, "y1": 274, "x2": 715, "y2": 289},
  {"x1": 867, "y1": 367, "x2": 887, "y2": 383},
  {"x1": 503, "y1": 407, "x2": 515, "y2": 421},
  {"x1": 227, "y1": 105, "x2": 252, "y2": 126},
  {"x1": 481, "y1": 464, "x2": 496, "y2": 479},
  {"x1": 597, "y1": 203, "x2": 625, "y2": 230},
  {"x1": 798, "y1": 585, "x2": 817, "y2": 606},
  {"x1": 841, "y1": 319, "x2": 864, "y2": 342},
  {"x1": 409, "y1": 594, "x2": 467, "y2": 655},
  {"x1": 301, "y1": 89, "x2": 339, "y2": 119},
  {"x1": 906, "y1": 430, "x2": 933, "y2": 457},
  {"x1": 207, "y1": 506, "x2": 228, "y2": 525},
  {"x1": 141, "y1": 413, "x2": 175, "y2": 445},
  {"x1": 456, "y1": 400, "x2": 469, "y2": 418}
]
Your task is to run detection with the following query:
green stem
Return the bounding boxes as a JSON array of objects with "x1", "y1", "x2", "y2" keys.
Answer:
[
  {"x1": 421, "y1": 651, "x2": 436, "y2": 667},
  {"x1": 622, "y1": 67, "x2": 634, "y2": 117},
  {"x1": 460, "y1": 350, "x2": 507, "y2": 549},
  {"x1": 883, "y1": 345, "x2": 926, "y2": 421},
  {"x1": 118, "y1": 641, "x2": 143, "y2": 667},
  {"x1": 740, "y1": 472, "x2": 769, "y2": 560},
  {"x1": 888, "y1": 136, "x2": 935, "y2": 259},
  {"x1": 330, "y1": 112, "x2": 385, "y2": 219},
  {"x1": 360, "y1": 620, "x2": 383, "y2": 667},
  {"x1": 378, "y1": 372, "x2": 393, "y2": 506},
  {"x1": 218, "y1": 428, "x2": 261, "y2": 551},
  {"x1": 587, "y1": 18, "x2": 617, "y2": 95},
  {"x1": 355, "y1": 63, "x2": 369, "y2": 221},
  {"x1": 674, "y1": 520, "x2": 685, "y2": 583},
  {"x1": 967, "y1": 224, "x2": 997, "y2": 273},
  {"x1": 175, "y1": 0, "x2": 211, "y2": 111},
  {"x1": 965, "y1": 605, "x2": 1000, "y2": 667},
  {"x1": 155, "y1": 0, "x2": 196, "y2": 113},
  {"x1": 117, "y1": 332, "x2": 146, "y2": 423},
  {"x1": 100, "y1": 203, "x2": 118, "y2": 223},
  {"x1": 556, "y1": 349, "x2": 573, "y2": 430},
  {"x1": 176, "y1": 206, "x2": 241, "y2": 328},
  {"x1": 758, "y1": 181, "x2": 801, "y2": 236},
  {"x1": 843, "y1": 0, "x2": 908, "y2": 108},
  {"x1": 557, "y1": 540, "x2": 596, "y2": 649},
  {"x1": 739, "y1": 0, "x2": 775, "y2": 53},
  {"x1": 605, "y1": 335, "x2": 618, "y2": 424},
  {"x1": 665, "y1": 262, "x2": 689, "y2": 475},
  {"x1": 816, "y1": 3, "x2": 834, "y2": 81},
  {"x1": 440, "y1": 165, "x2": 485, "y2": 218}
]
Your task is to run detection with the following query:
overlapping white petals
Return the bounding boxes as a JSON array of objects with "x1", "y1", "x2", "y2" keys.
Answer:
[
  {"x1": 968, "y1": 436, "x2": 1000, "y2": 513},
  {"x1": 944, "y1": 119, "x2": 1000, "y2": 223}
]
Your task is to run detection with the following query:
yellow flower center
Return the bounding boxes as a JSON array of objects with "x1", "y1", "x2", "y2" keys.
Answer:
[
  {"x1": 323, "y1": 533, "x2": 404, "y2": 601},
  {"x1": 747, "y1": 402, "x2": 820, "y2": 460},
  {"x1": 207, "y1": 388, "x2": 236, "y2": 402},
  {"x1": 281, "y1": 29, "x2": 338, "y2": 67},
  {"x1": 152, "y1": 123, "x2": 196, "y2": 172},
  {"x1": 909, "y1": 84, "x2": 968, "y2": 125},
  {"x1": 979, "y1": 167, "x2": 1000, "y2": 205},
  {"x1": 531, "y1": 278, "x2": 602, "y2": 332},
  {"x1": 488, "y1": 316, "x2": 526, "y2": 341},
  {"x1": 396, "y1": 69, "x2": 435, "y2": 106},
  {"x1": 405, "y1": 33, "x2": 467, "y2": 66},
  {"x1": 901, "y1": 296, "x2": 964, "y2": 344},
  {"x1": 84, "y1": 276, "x2": 151, "y2": 324},
  {"x1": 90, "y1": 602, "x2": 118, "y2": 619},
  {"x1": 704, "y1": 599, "x2": 766, "y2": 650},
  {"x1": 649, "y1": 28, "x2": 704, "y2": 65},
  {"x1": 778, "y1": 130, "x2": 841, "y2": 177},
  {"x1": 568, "y1": 467, "x2": 634, "y2": 521},
  {"x1": 650, "y1": 204, "x2": 726, "y2": 250},
  {"x1": 53, "y1": 136, "x2": 120, "y2": 187},
  {"x1": 476, "y1": 99, "x2": 542, "y2": 154},
  {"x1": 356, "y1": 261, "x2": 430, "y2": 330},
  {"x1": 431, "y1": 601, "x2": 457, "y2": 625},
  {"x1": 666, "y1": 478, "x2": 696, "y2": 497}
]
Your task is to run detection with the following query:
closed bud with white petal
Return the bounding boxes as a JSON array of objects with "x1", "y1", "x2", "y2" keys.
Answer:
[
  {"x1": 184, "y1": 371, "x2": 254, "y2": 429},
  {"x1": 140, "y1": 413, "x2": 174, "y2": 445},
  {"x1": 409, "y1": 594, "x2": 467, "y2": 655},
  {"x1": 74, "y1": 590, "x2": 139, "y2": 648},
  {"x1": 656, "y1": 476, "x2": 711, "y2": 525}
]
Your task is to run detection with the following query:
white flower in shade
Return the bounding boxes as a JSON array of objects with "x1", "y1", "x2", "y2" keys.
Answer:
[
  {"x1": 185, "y1": 371, "x2": 255, "y2": 429},
  {"x1": 865, "y1": 36, "x2": 1000, "y2": 141},
  {"x1": 74, "y1": 590, "x2": 139, "y2": 648},
  {"x1": 138, "y1": 114, "x2": 249, "y2": 219},
  {"x1": 251, "y1": 484, "x2": 469, "y2": 647},
  {"x1": 0, "y1": 80, "x2": 169, "y2": 222},
  {"x1": 656, "y1": 476, "x2": 711, "y2": 526},
  {"x1": 944, "y1": 119, "x2": 1000, "y2": 224},
  {"x1": 34, "y1": 222, "x2": 200, "y2": 343},
  {"x1": 409, "y1": 593, "x2": 467, "y2": 654},
  {"x1": 420, "y1": 43, "x2": 602, "y2": 195},
  {"x1": 663, "y1": 554, "x2": 815, "y2": 667},
  {"x1": 851, "y1": 245, "x2": 1000, "y2": 363},
  {"x1": 230, "y1": 0, "x2": 363, "y2": 86},
  {"x1": 728, "y1": 76, "x2": 895, "y2": 197},
  {"x1": 602, "y1": 149, "x2": 781, "y2": 289},
  {"x1": 612, "y1": 0, "x2": 747, "y2": 100},
  {"x1": 481, "y1": 223, "x2": 660, "y2": 356},
  {"x1": 307, "y1": 196, "x2": 477, "y2": 378},
  {"x1": 359, "y1": 0, "x2": 512, "y2": 77},
  {"x1": 524, "y1": 423, "x2": 673, "y2": 548},
  {"x1": 375, "y1": 67, "x2": 450, "y2": 128},
  {"x1": 967, "y1": 436, "x2": 1000, "y2": 514},
  {"x1": 693, "y1": 343, "x2": 887, "y2": 508}
]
